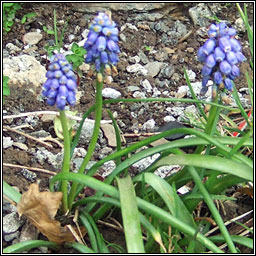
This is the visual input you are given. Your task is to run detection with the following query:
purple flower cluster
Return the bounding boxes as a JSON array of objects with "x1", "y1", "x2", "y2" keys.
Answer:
[
  {"x1": 84, "y1": 12, "x2": 120, "y2": 72},
  {"x1": 42, "y1": 54, "x2": 77, "y2": 110},
  {"x1": 198, "y1": 22, "x2": 246, "y2": 91}
]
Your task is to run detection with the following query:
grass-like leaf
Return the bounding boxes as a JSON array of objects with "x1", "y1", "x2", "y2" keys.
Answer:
[
  {"x1": 3, "y1": 180, "x2": 21, "y2": 203},
  {"x1": 3, "y1": 240, "x2": 57, "y2": 253},
  {"x1": 117, "y1": 175, "x2": 145, "y2": 253}
]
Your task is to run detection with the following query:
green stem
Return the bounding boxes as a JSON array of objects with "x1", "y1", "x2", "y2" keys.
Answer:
[
  {"x1": 68, "y1": 75, "x2": 103, "y2": 209},
  {"x1": 53, "y1": 9, "x2": 59, "y2": 50},
  {"x1": 59, "y1": 110, "x2": 71, "y2": 214}
]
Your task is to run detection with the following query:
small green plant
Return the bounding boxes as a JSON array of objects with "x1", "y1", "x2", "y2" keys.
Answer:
[
  {"x1": 144, "y1": 45, "x2": 152, "y2": 51},
  {"x1": 43, "y1": 25, "x2": 55, "y2": 35},
  {"x1": 66, "y1": 43, "x2": 87, "y2": 77},
  {"x1": 3, "y1": 76, "x2": 11, "y2": 102},
  {"x1": 3, "y1": 3, "x2": 22, "y2": 32},
  {"x1": 21, "y1": 12, "x2": 37, "y2": 24}
]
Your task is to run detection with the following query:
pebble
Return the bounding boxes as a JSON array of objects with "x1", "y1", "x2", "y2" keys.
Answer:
[
  {"x1": 138, "y1": 50, "x2": 149, "y2": 64},
  {"x1": 102, "y1": 88, "x2": 121, "y2": 99},
  {"x1": 166, "y1": 106, "x2": 185, "y2": 117},
  {"x1": 99, "y1": 147, "x2": 113, "y2": 160},
  {"x1": 140, "y1": 79, "x2": 152, "y2": 93},
  {"x1": 127, "y1": 85, "x2": 140, "y2": 92},
  {"x1": 164, "y1": 115, "x2": 176, "y2": 122},
  {"x1": 154, "y1": 165, "x2": 180, "y2": 178},
  {"x1": 144, "y1": 61, "x2": 163, "y2": 77},
  {"x1": 23, "y1": 32, "x2": 43, "y2": 45},
  {"x1": 171, "y1": 73, "x2": 180, "y2": 83},
  {"x1": 6, "y1": 43, "x2": 21, "y2": 54},
  {"x1": 142, "y1": 119, "x2": 155, "y2": 131},
  {"x1": 4, "y1": 231, "x2": 20, "y2": 242},
  {"x1": 234, "y1": 17, "x2": 246, "y2": 33},
  {"x1": 126, "y1": 63, "x2": 148, "y2": 75},
  {"x1": 68, "y1": 34, "x2": 76, "y2": 43},
  {"x1": 189, "y1": 3, "x2": 212, "y2": 27},
  {"x1": 185, "y1": 69, "x2": 196, "y2": 82},
  {"x1": 133, "y1": 91, "x2": 146, "y2": 99},
  {"x1": 12, "y1": 142, "x2": 28, "y2": 151},
  {"x1": 3, "y1": 136, "x2": 13, "y2": 149},
  {"x1": 132, "y1": 153, "x2": 160, "y2": 171},
  {"x1": 101, "y1": 161, "x2": 116, "y2": 177},
  {"x1": 176, "y1": 85, "x2": 188, "y2": 98},
  {"x1": 152, "y1": 87, "x2": 161, "y2": 97},
  {"x1": 3, "y1": 212, "x2": 24, "y2": 233},
  {"x1": 20, "y1": 168, "x2": 37, "y2": 182},
  {"x1": 120, "y1": 33, "x2": 126, "y2": 42},
  {"x1": 73, "y1": 147, "x2": 87, "y2": 158},
  {"x1": 128, "y1": 55, "x2": 140, "y2": 64}
]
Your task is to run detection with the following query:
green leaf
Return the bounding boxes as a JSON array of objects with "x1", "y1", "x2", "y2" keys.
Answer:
[
  {"x1": 117, "y1": 176, "x2": 145, "y2": 253},
  {"x1": 3, "y1": 180, "x2": 21, "y2": 203},
  {"x1": 21, "y1": 16, "x2": 26, "y2": 24},
  {"x1": 3, "y1": 240, "x2": 57, "y2": 253},
  {"x1": 65, "y1": 242, "x2": 96, "y2": 253},
  {"x1": 26, "y1": 12, "x2": 36, "y2": 18},
  {"x1": 3, "y1": 3, "x2": 14, "y2": 7},
  {"x1": 71, "y1": 42, "x2": 79, "y2": 52},
  {"x1": 155, "y1": 154, "x2": 252, "y2": 181},
  {"x1": 134, "y1": 173, "x2": 195, "y2": 228}
]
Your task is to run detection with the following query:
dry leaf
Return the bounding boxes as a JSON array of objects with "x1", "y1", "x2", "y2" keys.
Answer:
[{"x1": 17, "y1": 183, "x2": 86, "y2": 244}]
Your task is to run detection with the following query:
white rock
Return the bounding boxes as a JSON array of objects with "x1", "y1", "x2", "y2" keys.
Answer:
[
  {"x1": 3, "y1": 212, "x2": 23, "y2": 233},
  {"x1": 133, "y1": 153, "x2": 160, "y2": 171},
  {"x1": 164, "y1": 115, "x2": 176, "y2": 122},
  {"x1": 184, "y1": 70, "x2": 196, "y2": 81},
  {"x1": 142, "y1": 119, "x2": 155, "y2": 131},
  {"x1": 140, "y1": 79, "x2": 152, "y2": 92},
  {"x1": 23, "y1": 32, "x2": 43, "y2": 45},
  {"x1": 128, "y1": 55, "x2": 140, "y2": 64},
  {"x1": 166, "y1": 106, "x2": 184, "y2": 116},
  {"x1": 152, "y1": 87, "x2": 161, "y2": 97},
  {"x1": 102, "y1": 88, "x2": 121, "y2": 99},
  {"x1": 3, "y1": 55, "x2": 46, "y2": 88},
  {"x1": 126, "y1": 63, "x2": 148, "y2": 75},
  {"x1": 144, "y1": 61, "x2": 164, "y2": 77},
  {"x1": 101, "y1": 160, "x2": 116, "y2": 177},
  {"x1": 133, "y1": 91, "x2": 146, "y2": 98},
  {"x1": 81, "y1": 29, "x2": 89, "y2": 39},
  {"x1": 121, "y1": 23, "x2": 138, "y2": 32},
  {"x1": 6, "y1": 43, "x2": 21, "y2": 53},
  {"x1": 154, "y1": 165, "x2": 180, "y2": 178},
  {"x1": 3, "y1": 136, "x2": 13, "y2": 149}
]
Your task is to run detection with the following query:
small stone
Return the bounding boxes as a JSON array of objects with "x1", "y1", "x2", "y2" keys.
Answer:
[
  {"x1": 127, "y1": 85, "x2": 140, "y2": 92},
  {"x1": 128, "y1": 55, "x2": 140, "y2": 64},
  {"x1": 126, "y1": 63, "x2": 148, "y2": 75},
  {"x1": 184, "y1": 70, "x2": 196, "y2": 81},
  {"x1": 166, "y1": 106, "x2": 185, "y2": 117},
  {"x1": 144, "y1": 62, "x2": 164, "y2": 77},
  {"x1": 186, "y1": 47, "x2": 194, "y2": 53},
  {"x1": 3, "y1": 136, "x2": 13, "y2": 149},
  {"x1": 152, "y1": 87, "x2": 161, "y2": 97},
  {"x1": 4, "y1": 231, "x2": 20, "y2": 242},
  {"x1": 73, "y1": 147, "x2": 87, "y2": 158},
  {"x1": 81, "y1": 29, "x2": 89, "y2": 39},
  {"x1": 133, "y1": 91, "x2": 146, "y2": 99},
  {"x1": 101, "y1": 123, "x2": 117, "y2": 147},
  {"x1": 20, "y1": 168, "x2": 37, "y2": 182},
  {"x1": 120, "y1": 33, "x2": 126, "y2": 42},
  {"x1": 102, "y1": 88, "x2": 121, "y2": 99},
  {"x1": 142, "y1": 119, "x2": 155, "y2": 131},
  {"x1": 162, "y1": 47, "x2": 175, "y2": 54},
  {"x1": 138, "y1": 50, "x2": 149, "y2": 64},
  {"x1": 23, "y1": 32, "x2": 43, "y2": 45},
  {"x1": 99, "y1": 147, "x2": 113, "y2": 159},
  {"x1": 6, "y1": 43, "x2": 21, "y2": 53},
  {"x1": 68, "y1": 34, "x2": 76, "y2": 43},
  {"x1": 164, "y1": 115, "x2": 176, "y2": 122},
  {"x1": 19, "y1": 222, "x2": 38, "y2": 243},
  {"x1": 234, "y1": 17, "x2": 246, "y2": 33},
  {"x1": 176, "y1": 85, "x2": 188, "y2": 98},
  {"x1": 3, "y1": 212, "x2": 23, "y2": 233},
  {"x1": 140, "y1": 79, "x2": 152, "y2": 93},
  {"x1": 189, "y1": 3, "x2": 212, "y2": 27},
  {"x1": 101, "y1": 161, "x2": 116, "y2": 177}
]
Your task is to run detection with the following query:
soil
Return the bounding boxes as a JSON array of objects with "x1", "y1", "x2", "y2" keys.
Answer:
[{"x1": 2, "y1": 3, "x2": 253, "y2": 253}]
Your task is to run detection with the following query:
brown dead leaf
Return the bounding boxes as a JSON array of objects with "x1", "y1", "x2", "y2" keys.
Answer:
[{"x1": 17, "y1": 183, "x2": 86, "y2": 244}]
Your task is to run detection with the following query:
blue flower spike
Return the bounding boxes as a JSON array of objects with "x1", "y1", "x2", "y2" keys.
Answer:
[
  {"x1": 42, "y1": 54, "x2": 77, "y2": 110},
  {"x1": 84, "y1": 12, "x2": 119, "y2": 74},
  {"x1": 198, "y1": 22, "x2": 245, "y2": 99}
]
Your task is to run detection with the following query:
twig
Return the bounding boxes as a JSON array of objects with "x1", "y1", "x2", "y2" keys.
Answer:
[
  {"x1": 67, "y1": 225, "x2": 84, "y2": 245},
  {"x1": 40, "y1": 136, "x2": 64, "y2": 148},
  {"x1": 97, "y1": 219, "x2": 123, "y2": 232},
  {"x1": 3, "y1": 194, "x2": 17, "y2": 206},
  {"x1": 3, "y1": 110, "x2": 112, "y2": 124},
  {"x1": 122, "y1": 132, "x2": 161, "y2": 138},
  {"x1": 3, "y1": 125, "x2": 53, "y2": 149},
  {"x1": 3, "y1": 163, "x2": 56, "y2": 176},
  {"x1": 205, "y1": 210, "x2": 253, "y2": 237}
]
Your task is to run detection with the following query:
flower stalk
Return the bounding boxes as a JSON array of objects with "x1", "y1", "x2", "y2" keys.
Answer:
[{"x1": 59, "y1": 110, "x2": 71, "y2": 214}]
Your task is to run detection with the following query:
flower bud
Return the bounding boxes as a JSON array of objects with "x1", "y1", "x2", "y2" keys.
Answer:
[
  {"x1": 229, "y1": 38, "x2": 241, "y2": 52},
  {"x1": 226, "y1": 51, "x2": 238, "y2": 65},
  {"x1": 220, "y1": 60, "x2": 232, "y2": 75},
  {"x1": 224, "y1": 78, "x2": 233, "y2": 91},
  {"x1": 202, "y1": 39, "x2": 216, "y2": 55},
  {"x1": 205, "y1": 54, "x2": 216, "y2": 68},
  {"x1": 219, "y1": 36, "x2": 231, "y2": 52},
  {"x1": 214, "y1": 47, "x2": 225, "y2": 62}
]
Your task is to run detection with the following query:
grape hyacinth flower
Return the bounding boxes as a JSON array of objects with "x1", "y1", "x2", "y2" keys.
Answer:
[
  {"x1": 42, "y1": 54, "x2": 77, "y2": 110},
  {"x1": 84, "y1": 12, "x2": 120, "y2": 72},
  {"x1": 198, "y1": 22, "x2": 246, "y2": 94}
]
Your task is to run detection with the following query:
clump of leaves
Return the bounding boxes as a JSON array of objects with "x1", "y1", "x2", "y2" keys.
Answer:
[
  {"x1": 3, "y1": 3, "x2": 22, "y2": 32},
  {"x1": 66, "y1": 43, "x2": 87, "y2": 77},
  {"x1": 3, "y1": 76, "x2": 10, "y2": 102}
]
